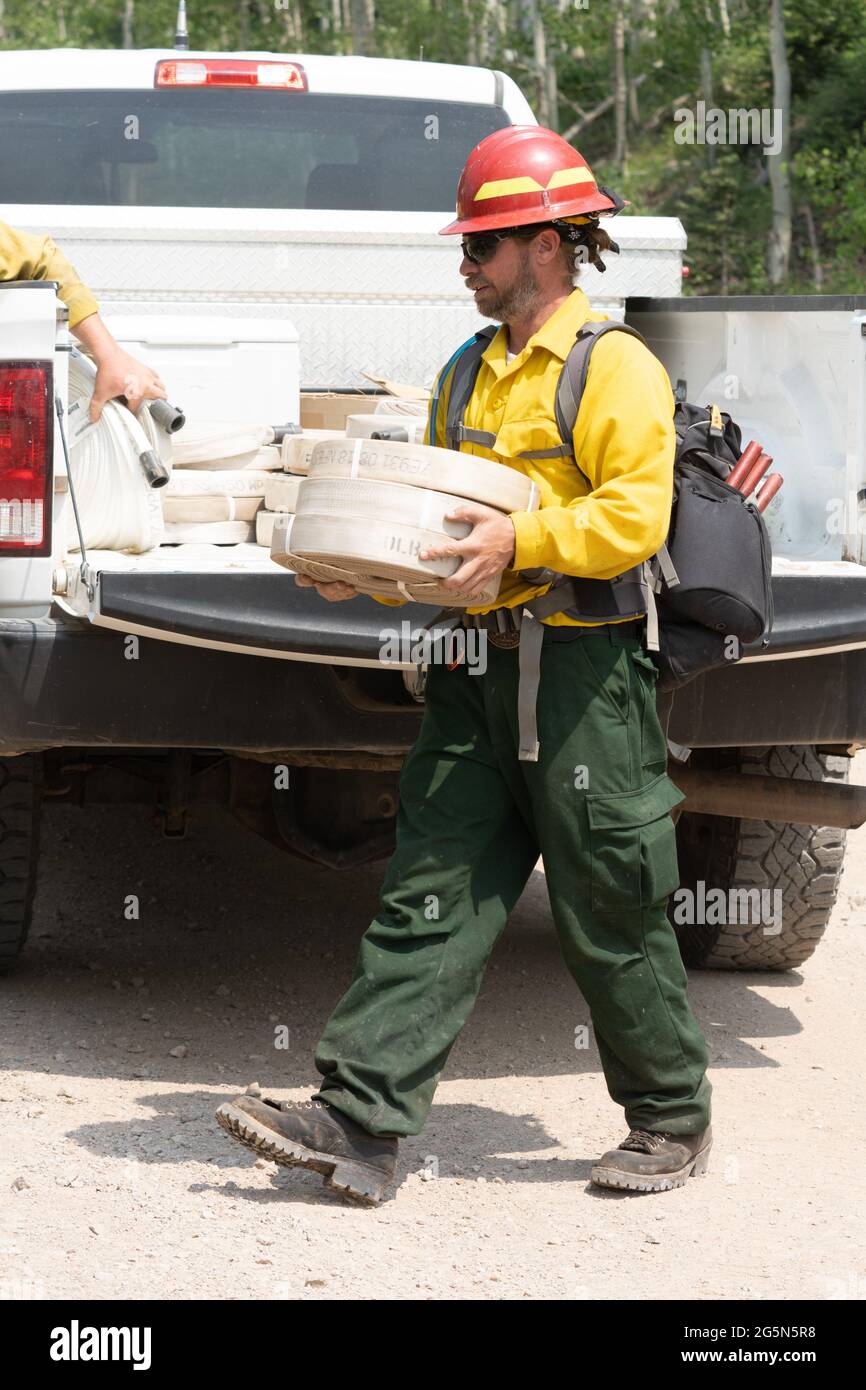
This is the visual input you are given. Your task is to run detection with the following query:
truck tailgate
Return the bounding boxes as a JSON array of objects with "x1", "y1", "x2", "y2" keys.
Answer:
[{"x1": 58, "y1": 549, "x2": 866, "y2": 667}]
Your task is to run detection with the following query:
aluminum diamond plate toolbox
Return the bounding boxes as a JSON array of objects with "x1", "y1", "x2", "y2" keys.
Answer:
[{"x1": 10, "y1": 208, "x2": 685, "y2": 389}]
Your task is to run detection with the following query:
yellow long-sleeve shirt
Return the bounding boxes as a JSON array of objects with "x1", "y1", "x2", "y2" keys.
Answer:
[
  {"x1": 0, "y1": 220, "x2": 99, "y2": 329},
  {"x1": 377, "y1": 286, "x2": 675, "y2": 625}
]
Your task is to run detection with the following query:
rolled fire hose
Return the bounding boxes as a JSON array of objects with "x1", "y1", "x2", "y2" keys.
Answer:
[
  {"x1": 307, "y1": 436, "x2": 539, "y2": 515},
  {"x1": 163, "y1": 468, "x2": 271, "y2": 524},
  {"x1": 163, "y1": 495, "x2": 262, "y2": 524},
  {"x1": 267, "y1": 512, "x2": 500, "y2": 606},
  {"x1": 281, "y1": 430, "x2": 343, "y2": 475},
  {"x1": 270, "y1": 438, "x2": 539, "y2": 606},
  {"x1": 68, "y1": 346, "x2": 173, "y2": 488},
  {"x1": 171, "y1": 419, "x2": 284, "y2": 471},
  {"x1": 292, "y1": 476, "x2": 482, "y2": 581},
  {"x1": 254, "y1": 478, "x2": 303, "y2": 546},
  {"x1": 263, "y1": 474, "x2": 303, "y2": 512},
  {"x1": 256, "y1": 509, "x2": 279, "y2": 548},
  {"x1": 65, "y1": 354, "x2": 168, "y2": 553},
  {"x1": 173, "y1": 441, "x2": 283, "y2": 471},
  {"x1": 163, "y1": 520, "x2": 256, "y2": 545}
]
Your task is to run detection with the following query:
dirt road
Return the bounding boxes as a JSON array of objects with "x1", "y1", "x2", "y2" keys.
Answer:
[{"x1": 2, "y1": 757, "x2": 865, "y2": 1301}]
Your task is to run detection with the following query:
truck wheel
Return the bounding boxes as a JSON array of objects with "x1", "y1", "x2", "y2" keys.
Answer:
[
  {"x1": 672, "y1": 745, "x2": 849, "y2": 971},
  {"x1": 0, "y1": 754, "x2": 43, "y2": 974}
]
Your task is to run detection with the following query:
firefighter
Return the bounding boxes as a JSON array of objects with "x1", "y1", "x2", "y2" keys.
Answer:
[
  {"x1": 0, "y1": 219, "x2": 165, "y2": 420},
  {"x1": 215, "y1": 126, "x2": 712, "y2": 1203}
]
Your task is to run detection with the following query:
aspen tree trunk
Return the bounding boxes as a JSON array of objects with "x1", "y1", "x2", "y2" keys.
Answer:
[
  {"x1": 526, "y1": 0, "x2": 552, "y2": 129},
  {"x1": 351, "y1": 0, "x2": 372, "y2": 55},
  {"x1": 767, "y1": 0, "x2": 792, "y2": 285},
  {"x1": 613, "y1": 1, "x2": 628, "y2": 167},
  {"x1": 463, "y1": 0, "x2": 479, "y2": 66},
  {"x1": 718, "y1": 0, "x2": 731, "y2": 36},
  {"x1": 801, "y1": 202, "x2": 823, "y2": 289},
  {"x1": 700, "y1": 46, "x2": 715, "y2": 166},
  {"x1": 281, "y1": 1, "x2": 304, "y2": 43}
]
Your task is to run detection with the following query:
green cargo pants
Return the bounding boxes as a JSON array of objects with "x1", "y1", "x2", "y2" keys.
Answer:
[{"x1": 313, "y1": 622, "x2": 712, "y2": 1139}]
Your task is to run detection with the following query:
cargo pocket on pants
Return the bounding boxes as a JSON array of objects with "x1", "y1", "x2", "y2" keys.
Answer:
[{"x1": 585, "y1": 773, "x2": 686, "y2": 912}]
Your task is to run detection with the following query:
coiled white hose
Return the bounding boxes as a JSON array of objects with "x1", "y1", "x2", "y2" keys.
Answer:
[
  {"x1": 65, "y1": 356, "x2": 168, "y2": 554},
  {"x1": 170, "y1": 422, "x2": 281, "y2": 470}
]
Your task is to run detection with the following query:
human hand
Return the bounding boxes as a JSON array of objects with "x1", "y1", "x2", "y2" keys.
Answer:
[
  {"x1": 419, "y1": 501, "x2": 516, "y2": 599},
  {"x1": 90, "y1": 348, "x2": 167, "y2": 422},
  {"x1": 294, "y1": 573, "x2": 359, "y2": 601}
]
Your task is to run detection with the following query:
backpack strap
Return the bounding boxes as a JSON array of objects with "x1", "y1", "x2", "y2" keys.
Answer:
[
  {"x1": 516, "y1": 568, "x2": 651, "y2": 761},
  {"x1": 517, "y1": 320, "x2": 649, "y2": 464},
  {"x1": 515, "y1": 320, "x2": 650, "y2": 523},
  {"x1": 558, "y1": 320, "x2": 648, "y2": 436},
  {"x1": 519, "y1": 318, "x2": 677, "y2": 600},
  {"x1": 439, "y1": 325, "x2": 499, "y2": 452},
  {"x1": 427, "y1": 328, "x2": 493, "y2": 451}
]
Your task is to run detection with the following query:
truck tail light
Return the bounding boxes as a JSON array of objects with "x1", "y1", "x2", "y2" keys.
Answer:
[
  {"x1": 154, "y1": 58, "x2": 307, "y2": 91},
  {"x1": 0, "y1": 361, "x2": 53, "y2": 557}
]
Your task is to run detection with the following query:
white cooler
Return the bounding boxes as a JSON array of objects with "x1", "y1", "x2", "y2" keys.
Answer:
[{"x1": 102, "y1": 314, "x2": 300, "y2": 427}]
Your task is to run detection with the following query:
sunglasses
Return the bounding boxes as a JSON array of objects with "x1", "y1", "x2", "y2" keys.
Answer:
[
  {"x1": 460, "y1": 228, "x2": 532, "y2": 265},
  {"x1": 460, "y1": 218, "x2": 599, "y2": 265}
]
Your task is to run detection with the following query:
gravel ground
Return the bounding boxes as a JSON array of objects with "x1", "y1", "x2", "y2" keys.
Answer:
[{"x1": 1, "y1": 755, "x2": 865, "y2": 1302}]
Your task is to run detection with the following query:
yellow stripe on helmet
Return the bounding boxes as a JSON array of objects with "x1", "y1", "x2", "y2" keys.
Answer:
[
  {"x1": 546, "y1": 167, "x2": 594, "y2": 191},
  {"x1": 474, "y1": 166, "x2": 595, "y2": 202}
]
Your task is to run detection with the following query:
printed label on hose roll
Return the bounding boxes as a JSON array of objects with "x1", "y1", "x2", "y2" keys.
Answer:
[{"x1": 66, "y1": 397, "x2": 99, "y2": 448}]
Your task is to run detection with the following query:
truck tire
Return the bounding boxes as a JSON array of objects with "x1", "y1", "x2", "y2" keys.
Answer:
[
  {"x1": 0, "y1": 754, "x2": 43, "y2": 974},
  {"x1": 672, "y1": 745, "x2": 849, "y2": 971}
]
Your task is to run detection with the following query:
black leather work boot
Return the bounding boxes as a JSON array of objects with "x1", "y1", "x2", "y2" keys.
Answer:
[
  {"x1": 591, "y1": 1126, "x2": 712, "y2": 1193},
  {"x1": 215, "y1": 1094, "x2": 398, "y2": 1205}
]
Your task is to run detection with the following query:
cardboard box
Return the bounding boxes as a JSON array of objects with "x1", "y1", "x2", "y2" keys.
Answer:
[
  {"x1": 300, "y1": 393, "x2": 382, "y2": 431},
  {"x1": 361, "y1": 373, "x2": 430, "y2": 401}
]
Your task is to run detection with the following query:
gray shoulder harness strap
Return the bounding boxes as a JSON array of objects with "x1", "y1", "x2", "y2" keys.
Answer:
[
  {"x1": 518, "y1": 320, "x2": 648, "y2": 466},
  {"x1": 517, "y1": 320, "x2": 658, "y2": 642}
]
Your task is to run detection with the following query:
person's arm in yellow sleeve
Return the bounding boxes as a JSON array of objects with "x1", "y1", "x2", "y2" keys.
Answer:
[
  {"x1": 0, "y1": 218, "x2": 99, "y2": 331},
  {"x1": 0, "y1": 219, "x2": 167, "y2": 422},
  {"x1": 508, "y1": 333, "x2": 676, "y2": 580}
]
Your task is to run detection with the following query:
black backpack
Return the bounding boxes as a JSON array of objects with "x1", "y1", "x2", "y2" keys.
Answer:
[{"x1": 438, "y1": 319, "x2": 774, "y2": 691}]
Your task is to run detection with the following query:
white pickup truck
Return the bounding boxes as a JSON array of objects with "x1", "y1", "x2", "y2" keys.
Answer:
[{"x1": 1, "y1": 46, "x2": 864, "y2": 975}]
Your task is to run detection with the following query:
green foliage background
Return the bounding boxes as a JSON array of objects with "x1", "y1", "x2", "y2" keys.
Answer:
[{"x1": 0, "y1": 0, "x2": 863, "y2": 294}]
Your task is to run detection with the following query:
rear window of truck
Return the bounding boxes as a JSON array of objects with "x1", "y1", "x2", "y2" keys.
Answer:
[{"x1": 0, "y1": 89, "x2": 509, "y2": 210}]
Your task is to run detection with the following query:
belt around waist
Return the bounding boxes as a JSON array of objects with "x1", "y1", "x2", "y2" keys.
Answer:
[{"x1": 461, "y1": 609, "x2": 644, "y2": 642}]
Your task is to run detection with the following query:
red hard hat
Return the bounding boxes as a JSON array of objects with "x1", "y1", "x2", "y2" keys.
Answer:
[{"x1": 440, "y1": 125, "x2": 621, "y2": 236}]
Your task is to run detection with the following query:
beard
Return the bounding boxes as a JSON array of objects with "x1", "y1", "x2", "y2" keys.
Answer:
[{"x1": 474, "y1": 255, "x2": 541, "y2": 323}]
